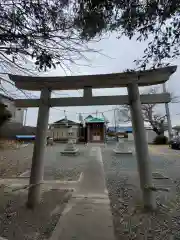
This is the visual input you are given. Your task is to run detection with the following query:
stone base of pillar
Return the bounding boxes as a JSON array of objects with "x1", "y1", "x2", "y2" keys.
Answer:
[
  {"x1": 113, "y1": 139, "x2": 133, "y2": 154},
  {"x1": 61, "y1": 140, "x2": 79, "y2": 155}
]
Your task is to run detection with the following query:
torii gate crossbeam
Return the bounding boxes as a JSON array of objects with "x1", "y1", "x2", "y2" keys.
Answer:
[
  {"x1": 15, "y1": 92, "x2": 170, "y2": 108},
  {"x1": 8, "y1": 65, "x2": 177, "y2": 210}
]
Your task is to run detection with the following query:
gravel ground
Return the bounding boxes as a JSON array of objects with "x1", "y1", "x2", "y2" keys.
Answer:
[
  {"x1": 102, "y1": 144, "x2": 180, "y2": 240},
  {"x1": 0, "y1": 186, "x2": 71, "y2": 240},
  {"x1": 0, "y1": 143, "x2": 89, "y2": 180},
  {"x1": 0, "y1": 145, "x2": 33, "y2": 178},
  {"x1": 43, "y1": 144, "x2": 89, "y2": 180}
]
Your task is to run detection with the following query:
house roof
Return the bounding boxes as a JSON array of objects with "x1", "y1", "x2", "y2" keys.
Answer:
[
  {"x1": 85, "y1": 115, "x2": 93, "y2": 120},
  {"x1": 108, "y1": 126, "x2": 133, "y2": 133},
  {"x1": 84, "y1": 115, "x2": 94, "y2": 122},
  {"x1": 51, "y1": 118, "x2": 79, "y2": 125},
  {"x1": 85, "y1": 117, "x2": 105, "y2": 123},
  {"x1": 108, "y1": 126, "x2": 158, "y2": 132}
]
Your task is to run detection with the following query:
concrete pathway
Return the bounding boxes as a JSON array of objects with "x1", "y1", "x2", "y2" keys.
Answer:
[
  {"x1": 0, "y1": 145, "x2": 115, "y2": 240},
  {"x1": 76, "y1": 146, "x2": 107, "y2": 194},
  {"x1": 50, "y1": 146, "x2": 115, "y2": 240}
]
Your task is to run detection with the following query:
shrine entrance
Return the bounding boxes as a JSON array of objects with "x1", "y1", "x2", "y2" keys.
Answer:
[
  {"x1": 85, "y1": 116, "x2": 105, "y2": 143},
  {"x1": 9, "y1": 65, "x2": 177, "y2": 210}
]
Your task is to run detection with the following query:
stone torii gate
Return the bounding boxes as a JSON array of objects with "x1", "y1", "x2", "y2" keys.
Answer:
[{"x1": 9, "y1": 65, "x2": 177, "y2": 210}]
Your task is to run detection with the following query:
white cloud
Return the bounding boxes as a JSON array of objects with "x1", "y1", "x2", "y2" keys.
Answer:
[{"x1": 23, "y1": 34, "x2": 179, "y2": 127}]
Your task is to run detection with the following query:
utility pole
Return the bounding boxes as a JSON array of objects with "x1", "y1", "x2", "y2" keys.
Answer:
[
  {"x1": 114, "y1": 108, "x2": 117, "y2": 141},
  {"x1": 96, "y1": 110, "x2": 98, "y2": 118},
  {"x1": 23, "y1": 108, "x2": 28, "y2": 126},
  {"x1": 162, "y1": 83, "x2": 172, "y2": 140},
  {"x1": 64, "y1": 110, "x2": 69, "y2": 138},
  {"x1": 78, "y1": 113, "x2": 83, "y2": 141},
  {"x1": 102, "y1": 113, "x2": 107, "y2": 144},
  {"x1": 114, "y1": 108, "x2": 117, "y2": 132}
]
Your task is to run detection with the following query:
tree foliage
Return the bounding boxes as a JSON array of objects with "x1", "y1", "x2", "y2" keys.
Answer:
[
  {"x1": 0, "y1": 0, "x2": 99, "y2": 71},
  {"x1": 74, "y1": 0, "x2": 180, "y2": 69},
  {"x1": 1, "y1": 1, "x2": 179, "y2": 71},
  {"x1": 0, "y1": 102, "x2": 12, "y2": 128},
  {"x1": 153, "y1": 135, "x2": 168, "y2": 144}
]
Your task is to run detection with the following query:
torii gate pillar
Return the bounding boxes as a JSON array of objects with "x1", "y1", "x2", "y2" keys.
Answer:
[
  {"x1": 27, "y1": 88, "x2": 51, "y2": 208},
  {"x1": 8, "y1": 65, "x2": 176, "y2": 210},
  {"x1": 128, "y1": 82, "x2": 156, "y2": 210}
]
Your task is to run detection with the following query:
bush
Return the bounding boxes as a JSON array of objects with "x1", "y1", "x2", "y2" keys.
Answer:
[
  {"x1": 153, "y1": 135, "x2": 168, "y2": 145},
  {"x1": 0, "y1": 103, "x2": 12, "y2": 128}
]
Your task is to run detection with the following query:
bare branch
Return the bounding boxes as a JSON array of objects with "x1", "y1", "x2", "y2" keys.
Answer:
[{"x1": 116, "y1": 86, "x2": 174, "y2": 135}]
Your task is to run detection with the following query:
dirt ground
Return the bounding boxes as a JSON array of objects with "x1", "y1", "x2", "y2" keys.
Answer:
[
  {"x1": 0, "y1": 145, "x2": 33, "y2": 178},
  {"x1": 0, "y1": 144, "x2": 88, "y2": 180},
  {"x1": 102, "y1": 144, "x2": 180, "y2": 240},
  {"x1": 148, "y1": 144, "x2": 180, "y2": 157},
  {"x1": 2, "y1": 142, "x2": 180, "y2": 240},
  {"x1": 107, "y1": 173, "x2": 180, "y2": 240},
  {"x1": 0, "y1": 186, "x2": 72, "y2": 240}
]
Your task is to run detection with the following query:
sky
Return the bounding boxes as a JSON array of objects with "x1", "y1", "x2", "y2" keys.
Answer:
[{"x1": 21, "y1": 33, "x2": 180, "y2": 127}]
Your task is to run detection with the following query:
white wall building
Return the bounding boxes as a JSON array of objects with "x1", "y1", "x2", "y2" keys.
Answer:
[
  {"x1": 49, "y1": 118, "x2": 80, "y2": 142},
  {"x1": 127, "y1": 129, "x2": 156, "y2": 143},
  {"x1": 145, "y1": 128, "x2": 157, "y2": 143},
  {"x1": 108, "y1": 125, "x2": 157, "y2": 143}
]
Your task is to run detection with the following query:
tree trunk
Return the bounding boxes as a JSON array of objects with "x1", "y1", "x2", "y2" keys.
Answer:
[{"x1": 152, "y1": 126, "x2": 161, "y2": 135}]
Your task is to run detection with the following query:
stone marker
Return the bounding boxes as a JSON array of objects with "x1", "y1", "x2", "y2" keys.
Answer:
[
  {"x1": 61, "y1": 127, "x2": 79, "y2": 155},
  {"x1": 113, "y1": 138, "x2": 132, "y2": 154}
]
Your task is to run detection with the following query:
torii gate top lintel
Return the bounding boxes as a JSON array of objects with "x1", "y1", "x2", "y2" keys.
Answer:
[
  {"x1": 18, "y1": 65, "x2": 177, "y2": 210},
  {"x1": 8, "y1": 65, "x2": 177, "y2": 91}
]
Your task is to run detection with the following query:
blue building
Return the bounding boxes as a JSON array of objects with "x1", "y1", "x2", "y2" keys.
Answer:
[{"x1": 107, "y1": 126, "x2": 133, "y2": 133}]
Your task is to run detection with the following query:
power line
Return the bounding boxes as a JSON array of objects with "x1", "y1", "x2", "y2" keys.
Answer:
[
  {"x1": 2, "y1": 69, "x2": 116, "y2": 114},
  {"x1": 52, "y1": 90, "x2": 82, "y2": 97},
  {"x1": 52, "y1": 92, "x2": 70, "y2": 97},
  {"x1": 51, "y1": 106, "x2": 117, "y2": 115}
]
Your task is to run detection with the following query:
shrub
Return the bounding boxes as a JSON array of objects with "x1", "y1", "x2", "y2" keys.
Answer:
[
  {"x1": 153, "y1": 135, "x2": 168, "y2": 145},
  {"x1": 0, "y1": 103, "x2": 12, "y2": 128}
]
